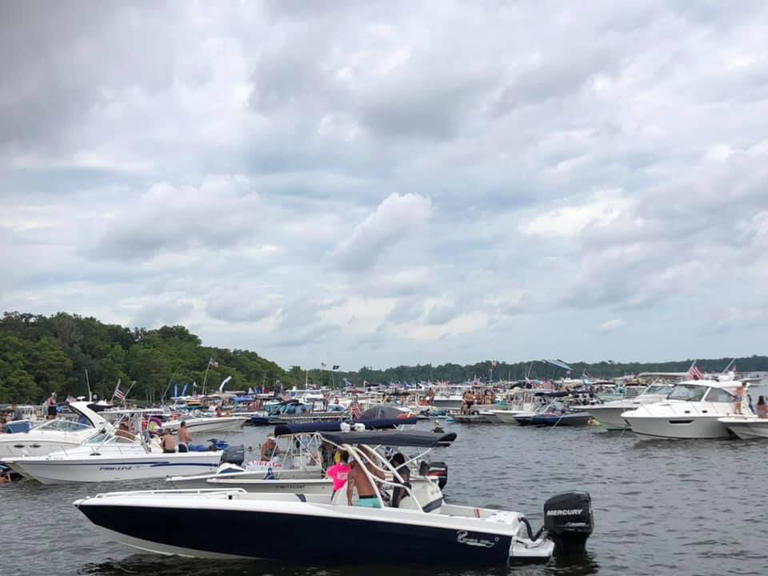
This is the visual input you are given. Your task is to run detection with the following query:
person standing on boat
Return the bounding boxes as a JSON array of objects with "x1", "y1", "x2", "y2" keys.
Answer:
[
  {"x1": 177, "y1": 421, "x2": 192, "y2": 452},
  {"x1": 10, "y1": 403, "x2": 22, "y2": 422},
  {"x1": 45, "y1": 393, "x2": 58, "y2": 419},
  {"x1": 261, "y1": 434, "x2": 277, "y2": 461},
  {"x1": 733, "y1": 382, "x2": 747, "y2": 415},
  {"x1": 389, "y1": 452, "x2": 411, "y2": 508},
  {"x1": 347, "y1": 452, "x2": 385, "y2": 508},
  {"x1": 326, "y1": 451, "x2": 351, "y2": 497}
]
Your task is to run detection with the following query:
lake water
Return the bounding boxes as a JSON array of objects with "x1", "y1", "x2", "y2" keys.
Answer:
[{"x1": 2, "y1": 395, "x2": 767, "y2": 576}]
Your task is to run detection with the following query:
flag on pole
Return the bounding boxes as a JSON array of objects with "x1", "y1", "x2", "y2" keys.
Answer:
[
  {"x1": 113, "y1": 381, "x2": 126, "y2": 402},
  {"x1": 320, "y1": 362, "x2": 327, "y2": 368},
  {"x1": 688, "y1": 365, "x2": 703, "y2": 380},
  {"x1": 208, "y1": 358, "x2": 219, "y2": 368},
  {"x1": 332, "y1": 364, "x2": 340, "y2": 370}
]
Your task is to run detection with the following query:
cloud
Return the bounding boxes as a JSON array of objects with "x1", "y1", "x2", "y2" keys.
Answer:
[
  {"x1": 332, "y1": 192, "x2": 431, "y2": 271},
  {"x1": 598, "y1": 319, "x2": 625, "y2": 333}
]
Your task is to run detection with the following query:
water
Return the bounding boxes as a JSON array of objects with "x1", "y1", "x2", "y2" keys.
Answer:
[{"x1": 2, "y1": 416, "x2": 767, "y2": 576}]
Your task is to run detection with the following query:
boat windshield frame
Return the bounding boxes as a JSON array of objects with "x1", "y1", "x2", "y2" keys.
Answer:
[{"x1": 667, "y1": 384, "x2": 709, "y2": 402}]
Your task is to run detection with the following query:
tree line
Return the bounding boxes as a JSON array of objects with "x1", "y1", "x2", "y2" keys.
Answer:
[{"x1": 1, "y1": 311, "x2": 766, "y2": 403}]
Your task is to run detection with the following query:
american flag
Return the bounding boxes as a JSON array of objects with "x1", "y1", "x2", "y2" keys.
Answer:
[
  {"x1": 688, "y1": 365, "x2": 704, "y2": 380},
  {"x1": 113, "y1": 384, "x2": 126, "y2": 401}
]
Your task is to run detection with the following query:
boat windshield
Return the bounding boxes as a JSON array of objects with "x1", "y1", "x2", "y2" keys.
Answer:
[
  {"x1": 644, "y1": 384, "x2": 673, "y2": 396},
  {"x1": 33, "y1": 419, "x2": 92, "y2": 432},
  {"x1": 667, "y1": 384, "x2": 707, "y2": 402}
]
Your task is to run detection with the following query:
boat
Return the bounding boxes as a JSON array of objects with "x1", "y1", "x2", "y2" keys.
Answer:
[
  {"x1": 571, "y1": 383, "x2": 675, "y2": 430},
  {"x1": 621, "y1": 379, "x2": 745, "y2": 439},
  {"x1": 717, "y1": 416, "x2": 768, "y2": 439},
  {"x1": 2, "y1": 429, "x2": 223, "y2": 484},
  {"x1": 74, "y1": 432, "x2": 593, "y2": 565},
  {"x1": 515, "y1": 412, "x2": 591, "y2": 427},
  {"x1": 0, "y1": 402, "x2": 112, "y2": 458},
  {"x1": 161, "y1": 415, "x2": 248, "y2": 434}
]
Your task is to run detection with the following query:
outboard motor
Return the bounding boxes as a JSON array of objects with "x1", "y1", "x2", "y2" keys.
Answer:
[
  {"x1": 543, "y1": 491, "x2": 593, "y2": 557},
  {"x1": 222, "y1": 444, "x2": 245, "y2": 466},
  {"x1": 419, "y1": 461, "x2": 448, "y2": 490}
]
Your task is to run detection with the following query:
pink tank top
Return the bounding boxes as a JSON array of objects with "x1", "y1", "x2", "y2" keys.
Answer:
[{"x1": 326, "y1": 463, "x2": 350, "y2": 491}]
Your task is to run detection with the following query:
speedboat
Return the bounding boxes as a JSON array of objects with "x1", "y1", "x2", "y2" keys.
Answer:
[
  {"x1": 161, "y1": 415, "x2": 248, "y2": 434},
  {"x1": 2, "y1": 432, "x2": 223, "y2": 484},
  {"x1": 74, "y1": 434, "x2": 593, "y2": 565},
  {"x1": 621, "y1": 380, "x2": 744, "y2": 439},
  {"x1": 0, "y1": 402, "x2": 112, "y2": 458},
  {"x1": 572, "y1": 383, "x2": 675, "y2": 430},
  {"x1": 717, "y1": 416, "x2": 768, "y2": 439}
]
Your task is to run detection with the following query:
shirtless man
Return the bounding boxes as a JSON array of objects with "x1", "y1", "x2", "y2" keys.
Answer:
[
  {"x1": 347, "y1": 449, "x2": 385, "y2": 508},
  {"x1": 260, "y1": 434, "x2": 277, "y2": 461},
  {"x1": 161, "y1": 428, "x2": 177, "y2": 453},
  {"x1": 177, "y1": 421, "x2": 192, "y2": 452}
]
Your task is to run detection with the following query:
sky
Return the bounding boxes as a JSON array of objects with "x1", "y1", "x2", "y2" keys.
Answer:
[{"x1": 2, "y1": 1, "x2": 768, "y2": 371}]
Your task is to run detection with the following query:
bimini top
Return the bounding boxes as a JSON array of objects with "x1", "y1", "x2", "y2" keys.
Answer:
[
  {"x1": 321, "y1": 430, "x2": 457, "y2": 448},
  {"x1": 273, "y1": 417, "x2": 418, "y2": 437}
]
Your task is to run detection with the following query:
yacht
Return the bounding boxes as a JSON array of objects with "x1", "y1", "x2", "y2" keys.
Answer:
[
  {"x1": 572, "y1": 383, "x2": 675, "y2": 430},
  {"x1": 0, "y1": 402, "x2": 111, "y2": 458},
  {"x1": 2, "y1": 431, "x2": 222, "y2": 484},
  {"x1": 717, "y1": 416, "x2": 768, "y2": 439},
  {"x1": 621, "y1": 380, "x2": 744, "y2": 439},
  {"x1": 74, "y1": 434, "x2": 593, "y2": 565}
]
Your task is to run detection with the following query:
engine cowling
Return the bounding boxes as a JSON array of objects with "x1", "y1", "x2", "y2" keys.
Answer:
[{"x1": 543, "y1": 491, "x2": 593, "y2": 556}]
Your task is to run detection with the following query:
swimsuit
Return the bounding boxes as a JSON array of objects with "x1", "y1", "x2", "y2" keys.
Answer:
[{"x1": 357, "y1": 495, "x2": 382, "y2": 508}]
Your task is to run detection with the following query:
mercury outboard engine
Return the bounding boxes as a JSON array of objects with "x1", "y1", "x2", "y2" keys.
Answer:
[
  {"x1": 543, "y1": 491, "x2": 593, "y2": 556},
  {"x1": 419, "y1": 461, "x2": 448, "y2": 490}
]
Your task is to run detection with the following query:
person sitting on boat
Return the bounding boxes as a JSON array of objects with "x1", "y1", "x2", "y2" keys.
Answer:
[
  {"x1": 215, "y1": 405, "x2": 223, "y2": 418},
  {"x1": 756, "y1": 396, "x2": 768, "y2": 418},
  {"x1": 161, "y1": 428, "x2": 177, "y2": 453},
  {"x1": 389, "y1": 452, "x2": 411, "y2": 508},
  {"x1": 177, "y1": 421, "x2": 192, "y2": 452},
  {"x1": 261, "y1": 434, "x2": 277, "y2": 461},
  {"x1": 10, "y1": 403, "x2": 23, "y2": 422},
  {"x1": 326, "y1": 451, "x2": 351, "y2": 497},
  {"x1": 433, "y1": 420, "x2": 444, "y2": 434},
  {"x1": 115, "y1": 420, "x2": 135, "y2": 442}
]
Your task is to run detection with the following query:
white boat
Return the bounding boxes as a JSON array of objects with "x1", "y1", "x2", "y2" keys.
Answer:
[
  {"x1": 621, "y1": 380, "x2": 745, "y2": 439},
  {"x1": 0, "y1": 402, "x2": 111, "y2": 458},
  {"x1": 74, "y1": 435, "x2": 593, "y2": 565},
  {"x1": 573, "y1": 383, "x2": 675, "y2": 430},
  {"x1": 718, "y1": 416, "x2": 768, "y2": 439},
  {"x1": 2, "y1": 433, "x2": 222, "y2": 484},
  {"x1": 161, "y1": 416, "x2": 248, "y2": 434}
]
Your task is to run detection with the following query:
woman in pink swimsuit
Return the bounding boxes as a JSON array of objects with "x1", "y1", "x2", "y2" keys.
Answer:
[{"x1": 326, "y1": 451, "x2": 351, "y2": 494}]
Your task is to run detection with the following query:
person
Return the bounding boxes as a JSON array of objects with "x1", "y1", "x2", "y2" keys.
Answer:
[
  {"x1": 115, "y1": 420, "x2": 134, "y2": 442},
  {"x1": 177, "y1": 421, "x2": 192, "y2": 452},
  {"x1": 389, "y1": 452, "x2": 412, "y2": 508},
  {"x1": 0, "y1": 469, "x2": 11, "y2": 485},
  {"x1": 46, "y1": 393, "x2": 57, "y2": 419},
  {"x1": 326, "y1": 451, "x2": 351, "y2": 497},
  {"x1": 161, "y1": 428, "x2": 177, "y2": 453},
  {"x1": 215, "y1": 405, "x2": 223, "y2": 418},
  {"x1": 261, "y1": 434, "x2": 277, "y2": 461},
  {"x1": 347, "y1": 457, "x2": 383, "y2": 509},
  {"x1": 756, "y1": 396, "x2": 768, "y2": 419},
  {"x1": 10, "y1": 403, "x2": 22, "y2": 422},
  {"x1": 733, "y1": 382, "x2": 746, "y2": 415},
  {"x1": 433, "y1": 420, "x2": 444, "y2": 434}
]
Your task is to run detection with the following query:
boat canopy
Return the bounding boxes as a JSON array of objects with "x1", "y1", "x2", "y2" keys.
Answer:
[
  {"x1": 321, "y1": 430, "x2": 457, "y2": 447},
  {"x1": 273, "y1": 417, "x2": 418, "y2": 436}
]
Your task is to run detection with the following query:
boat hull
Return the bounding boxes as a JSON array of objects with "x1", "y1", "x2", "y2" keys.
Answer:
[
  {"x1": 719, "y1": 418, "x2": 768, "y2": 439},
  {"x1": 623, "y1": 414, "x2": 732, "y2": 439},
  {"x1": 0, "y1": 436, "x2": 94, "y2": 459},
  {"x1": 74, "y1": 497, "x2": 548, "y2": 565},
  {"x1": 515, "y1": 413, "x2": 591, "y2": 427},
  {"x1": 5, "y1": 452, "x2": 222, "y2": 484},
  {"x1": 164, "y1": 417, "x2": 248, "y2": 434}
]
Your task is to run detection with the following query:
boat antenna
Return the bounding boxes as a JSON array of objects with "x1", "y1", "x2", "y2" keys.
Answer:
[
  {"x1": 721, "y1": 358, "x2": 736, "y2": 373},
  {"x1": 85, "y1": 369, "x2": 92, "y2": 402}
]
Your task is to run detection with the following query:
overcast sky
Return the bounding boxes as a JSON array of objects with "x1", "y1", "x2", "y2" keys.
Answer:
[{"x1": 2, "y1": 1, "x2": 767, "y2": 371}]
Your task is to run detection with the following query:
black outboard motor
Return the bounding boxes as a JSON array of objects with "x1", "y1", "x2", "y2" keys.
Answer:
[
  {"x1": 544, "y1": 491, "x2": 593, "y2": 557},
  {"x1": 419, "y1": 461, "x2": 448, "y2": 490},
  {"x1": 221, "y1": 444, "x2": 245, "y2": 466}
]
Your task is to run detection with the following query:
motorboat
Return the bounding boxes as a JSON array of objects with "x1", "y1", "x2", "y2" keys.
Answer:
[
  {"x1": 621, "y1": 380, "x2": 746, "y2": 439},
  {"x1": 0, "y1": 402, "x2": 112, "y2": 458},
  {"x1": 74, "y1": 433, "x2": 593, "y2": 565},
  {"x1": 2, "y1": 430, "x2": 223, "y2": 484},
  {"x1": 161, "y1": 415, "x2": 248, "y2": 434},
  {"x1": 572, "y1": 383, "x2": 675, "y2": 430},
  {"x1": 717, "y1": 416, "x2": 768, "y2": 439},
  {"x1": 513, "y1": 394, "x2": 591, "y2": 427},
  {"x1": 168, "y1": 419, "x2": 441, "y2": 492}
]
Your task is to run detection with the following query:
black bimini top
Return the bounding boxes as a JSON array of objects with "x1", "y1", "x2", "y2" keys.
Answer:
[
  {"x1": 321, "y1": 430, "x2": 457, "y2": 448},
  {"x1": 273, "y1": 417, "x2": 418, "y2": 437}
]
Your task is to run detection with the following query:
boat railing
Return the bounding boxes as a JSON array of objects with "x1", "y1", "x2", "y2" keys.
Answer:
[
  {"x1": 337, "y1": 442, "x2": 425, "y2": 512},
  {"x1": 90, "y1": 487, "x2": 247, "y2": 499}
]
